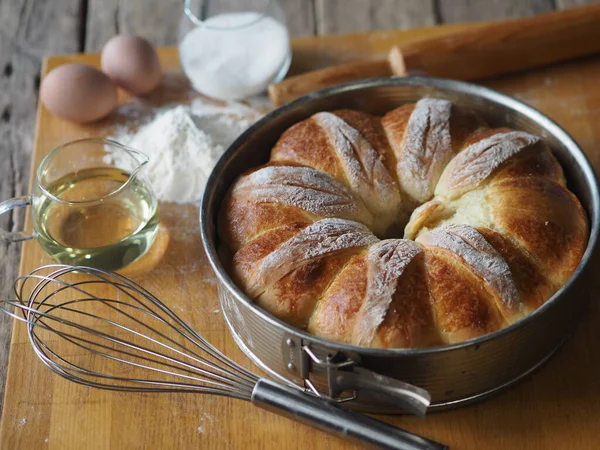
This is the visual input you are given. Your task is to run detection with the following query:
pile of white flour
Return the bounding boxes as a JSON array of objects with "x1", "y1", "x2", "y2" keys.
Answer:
[{"x1": 108, "y1": 99, "x2": 261, "y2": 203}]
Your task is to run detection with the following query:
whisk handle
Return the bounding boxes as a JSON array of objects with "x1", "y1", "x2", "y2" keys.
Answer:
[{"x1": 251, "y1": 379, "x2": 447, "y2": 450}]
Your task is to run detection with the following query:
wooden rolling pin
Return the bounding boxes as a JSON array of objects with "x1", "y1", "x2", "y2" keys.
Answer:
[{"x1": 269, "y1": 3, "x2": 600, "y2": 106}]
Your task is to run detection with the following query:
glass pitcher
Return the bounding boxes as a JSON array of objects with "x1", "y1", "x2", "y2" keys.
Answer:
[{"x1": 0, "y1": 138, "x2": 159, "y2": 270}]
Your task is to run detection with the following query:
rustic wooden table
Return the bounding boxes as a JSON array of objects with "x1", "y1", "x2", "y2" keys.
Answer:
[{"x1": 0, "y1": 0, "x2": 596, "y2": 424}]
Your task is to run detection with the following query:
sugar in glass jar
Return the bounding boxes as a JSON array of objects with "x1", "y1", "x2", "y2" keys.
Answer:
[{"x1": 179, "y1": 0, "x2": 291, "y2": 101}]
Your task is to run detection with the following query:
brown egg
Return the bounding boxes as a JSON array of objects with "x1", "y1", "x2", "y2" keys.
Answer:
[
  {"x1": 101, "y1": 35, "x2": 162, "y2": 95},
  {"x1": 40, "y1": 63, "x2": 118, "y2": 124}
]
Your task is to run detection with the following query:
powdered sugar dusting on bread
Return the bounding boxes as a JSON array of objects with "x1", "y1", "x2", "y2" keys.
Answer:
[
  {"x1": 437, "y1": 131, "x2": 540, "y2": 199},
  {"x1": 233, "y1": 166, "x2": 373, "y2": 224},
  {"x1": 398, "y1": 98, "x2": 452, "y2": 203},
  {"x1": 249, "y1": 218, "x2": 378, "y2": 296},
  {"x1": 313, "y1": 112, "x2": 401, "y2": 228},
  {"x1": 417, "y1": 224, "x2": 519, "y2": 311},
  {"x1": 353, "y1": 240, "x2": 422, "y2": 346}
]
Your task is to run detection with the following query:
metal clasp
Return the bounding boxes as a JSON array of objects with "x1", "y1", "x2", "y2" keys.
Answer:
[
  {"x1": 283, "y1": 336, "x2": 358, "y2": 402},
  {"x1": 282, "y1": 335, "x2": 432, "y2": 417}
]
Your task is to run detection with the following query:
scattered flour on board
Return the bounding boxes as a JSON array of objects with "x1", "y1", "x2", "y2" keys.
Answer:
[
  {"x1": 107, "y1": 98, "x2": 262, "y2": 204},
  {"x1": 196, "y1": 412, "x2": 216, "y2": 434}
]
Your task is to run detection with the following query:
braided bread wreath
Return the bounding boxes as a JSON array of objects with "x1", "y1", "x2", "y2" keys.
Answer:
[{"x1": 219, "y1": 98, "x2": 588, "y2": 349}]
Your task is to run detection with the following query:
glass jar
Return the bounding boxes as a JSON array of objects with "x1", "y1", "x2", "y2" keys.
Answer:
[{"x1": 178, "y1": 0, "x2": 291, "y2": 101}]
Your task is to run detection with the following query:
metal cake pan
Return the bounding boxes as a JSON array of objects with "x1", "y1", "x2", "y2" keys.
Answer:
[{"x1": 200, "y1": 77, "x2": 600, "y2": 413}]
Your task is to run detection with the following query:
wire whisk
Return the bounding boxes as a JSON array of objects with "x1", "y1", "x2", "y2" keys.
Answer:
[{"x1": 2, "y1": 265, "x2": 446, "y2": 450}]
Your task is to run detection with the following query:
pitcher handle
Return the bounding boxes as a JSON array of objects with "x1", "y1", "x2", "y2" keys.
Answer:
[{"x1": 0, "y1": 195, "x2": 35, "y2": 242}]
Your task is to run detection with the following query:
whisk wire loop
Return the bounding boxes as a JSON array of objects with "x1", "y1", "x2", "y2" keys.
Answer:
[
  {"x1": 26, "y1": 266, "x2": 260, "y2": 384},
  {"x1": 3, "y1": 299, "x2": 256, "y2": 399},
  {"x1": 8, "y1": 265, "x2": 259, "y2": 399}
]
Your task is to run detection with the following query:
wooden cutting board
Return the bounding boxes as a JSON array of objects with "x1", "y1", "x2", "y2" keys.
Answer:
[{"x1": 2, "y1": 20, "x2": 600, "y2": 450}]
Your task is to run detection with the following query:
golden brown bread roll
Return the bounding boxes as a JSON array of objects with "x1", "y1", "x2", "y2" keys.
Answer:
[
  {"x1": 219, "y1": 164, "x2": 373, "y2": 252},
  {"x1": 220, "y1": 97, "x2": 589, "y2": 349},
  {"x1": 271, "y1": 110, "x2": 402, "y2": 236}
]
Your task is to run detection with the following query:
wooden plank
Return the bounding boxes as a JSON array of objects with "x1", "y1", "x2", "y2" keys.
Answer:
[
  {"x1": 86, "y1": 0, "x2": 315, "y2": 53},
  {"x1": 85, "y1": 0, "x2": 182, "y2": 51},
  {"x1": 278, "y1": 0, "x2": 316, "y2": 36},
  {"x1": 0, "y1": 0, "x2": 84, "y2": 413},
  {"x1": 204, "y1": 0, "x2": 316, "y2": 37},
  {"x1": 315, "y1": 0, "x2": 437, "y2": 35},
  {"x1": 84, "y1": 0, "x2": 120, "y2": 52},
  {"x1": 437, "y1": 0, "x2": 555, "y2": 22},
  {"x1": 556, "y1": 0, "x2": 599, "y2": 7}
]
